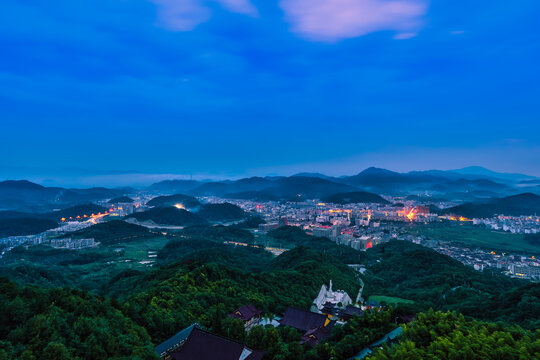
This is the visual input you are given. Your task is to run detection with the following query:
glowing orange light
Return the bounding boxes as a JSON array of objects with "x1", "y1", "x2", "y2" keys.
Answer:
[
  {"x1": 174, "y1": 203, "x2": 185, "y2": 210},
  {"x1": 406, "y1": 209, "x2": 415, "y2": 221},
  {"x1": 367, "y1": 210, "x2": 372, "y2": 222},
  {"x1": 61, "y1": 217, "x2": 66, "y2": 222},
  {"x1": 366, "y1": 240, "x2": 373, "y2": 249},
  {"x1": 76, "y1": 216, "x2": 81, "y2": 219}
]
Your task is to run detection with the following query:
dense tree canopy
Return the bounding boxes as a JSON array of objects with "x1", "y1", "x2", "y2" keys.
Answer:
[
  {"x1": 1, "y1": 222, "x2": 539, "y2": 360},
  {"x1": 0, "y1": 277, "x2": 157, "y2": 360},
  {"x1": 361, "y1": 241, "x2": 540, "y2": 329},
  {"x1": 368, "y1": 310, "x2": 540, "y2": 360}
]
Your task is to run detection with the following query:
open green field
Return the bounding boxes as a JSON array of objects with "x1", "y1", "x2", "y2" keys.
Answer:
[
  {"x1": 368, "y1": 295, "x2": 414, "y2": 305},
  {"x1": 0, "y1": 236, "x2": 171, "y2": 292},
  {"x1": 407, "y1": 223, "x2": 539, "y2": 254},
  {"x1": 120, "y1": 237, "x2": 168, "y2": 262}
]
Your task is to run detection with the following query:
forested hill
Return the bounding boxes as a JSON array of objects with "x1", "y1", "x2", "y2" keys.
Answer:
[
  {"x1": 443, "y1": 192, "x2": 540, "y2": 218},
  {"x1": 0, "y1": 218, "x2": 57, "y2": 237},
  {"x1": 1, "y1": 221, "x2": 539, "y2": 359},
  {"x1": 0, "y1": 277, "x2": 157, "y2": 360},
  {"x1": 58, "y1": 220, "x2": 151, "y2": 245},
  {"x1": 120, "y1": 246, "x2": 360, "y2": 343},
  {"x1": 368, "y1": 310, "x2": 540, "y2": 360},
  {"x1": 361, "y1": 241, "x2": 540, "y2": 330},
  {"x1": 146, "y1": 194, "x2": 201, "y2": 209},
  {"x1": 126, "y1": 207, "x2": 206, "y2": 226}
]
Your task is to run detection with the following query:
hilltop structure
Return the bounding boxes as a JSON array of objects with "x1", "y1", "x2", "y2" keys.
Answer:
[{"x1": 312, "y1": 280, "x2": 352, "y2": 313}]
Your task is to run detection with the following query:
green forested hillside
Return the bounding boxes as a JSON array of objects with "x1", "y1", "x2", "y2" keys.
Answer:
[
  {"x1": 368, "y1": 310, "x2": 540, "y2": 360},
  {"x1": 126, "y1": 207, "x2": 206, "y2": 226},
  {"x1": 1, "y1": 223, "x2": 539, "y2": 360},
  {"x1": 267, "y1": 226, "x2": 365, "y2": 263},
  {"x1": 196, "y1": 203, "x2": 246, "y2": 221},
  {"x1": 180, "y1": 224, "x2": 255, "y2": 243},
  {"x1": 59, "y1": 220, "x2": 152, "y2": 245},
  {"x1": 0, "y1": 218, "x2": 58, "y2": 237},
  {"x1": 444, "y1": 192, "x2": 540, "y2": 218},
  {"x1": 146, "y1": 194, "x2": 201, "y2": 209},
  {"x1": 123, "y1": 247, "x2": 359, "y2": 343},
  {"x1": 0, "y1": 277, "x2": 157, "y2": 360},
  {"x1": 361, "y1": 241, "x2": 539, "y2": 329}
]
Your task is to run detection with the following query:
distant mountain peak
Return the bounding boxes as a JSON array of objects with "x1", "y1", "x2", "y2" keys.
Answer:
[
  {"x1": 0, "y1": 180, "x2": 45, "y2": 190},
  {"x1": 355, "y1": 167, "x2": 401, "y2": 177},
  {"x1": 291, "y1": 172, "x2": 333, "y2": 180},
  {"x1": 451, "y1": 166, "x2": 538, "y2": 182}
]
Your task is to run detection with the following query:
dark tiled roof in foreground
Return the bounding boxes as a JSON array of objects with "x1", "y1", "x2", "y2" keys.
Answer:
[
  {"x1": 301, "y1": 321, "x2": 336, "y2": 347},
  {"x1": 155, "y1": 323, "x2": 198, "y2": 356},
  {"x1": 279, "y1": 307, "x2": 328, "y2": 332},
  {"x1": 170, "y1": 328, "x2": 264, "y2": 360},
  {"x1": 229, "y1": 304, "x2": 262, "y2": 322},
  {"x1": 340, "y1": 305, "x2": 363, "y2": 320}
]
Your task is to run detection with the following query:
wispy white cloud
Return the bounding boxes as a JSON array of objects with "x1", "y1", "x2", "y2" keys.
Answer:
[
  {"x1": 279, "y1": 0, "x2": 428, "y2": 42},
  {"x1": 217, "y1": 0, "x2": 258, "y2": 16},
  {"x1": 151, "y1": 0, "x2": 257, "y2": 31},
  {"x1": 393, "y1": 32, "x2": 417, "y2": 40},
  {"x1": 152, "y1": 0, "x2": 210, "y2": 31}
]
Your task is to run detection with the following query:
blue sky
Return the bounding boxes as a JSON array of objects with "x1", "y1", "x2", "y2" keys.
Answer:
[{"x1": 1, "y1": 0, "x2": 539, "y2": 185}]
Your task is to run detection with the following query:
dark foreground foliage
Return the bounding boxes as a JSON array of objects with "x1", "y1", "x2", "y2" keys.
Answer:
[{"x1": 0, "y1": 277, "x2": 157, "y2": 360}]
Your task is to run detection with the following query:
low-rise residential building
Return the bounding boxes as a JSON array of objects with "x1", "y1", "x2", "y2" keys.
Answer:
[{"x1": 228, "y1": 304, "x2": 262, "y2": 331}]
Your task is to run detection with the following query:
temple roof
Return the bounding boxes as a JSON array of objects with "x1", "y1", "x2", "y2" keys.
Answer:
[
  {"x1": 229, "y1": 304, "x2": 262, "y2": 322},
  {"x1": 170, "y1": 328, "x2": 264, "y2": 360},
  {"x1": 279, "y1": 307, "x2": 328, "y2": 332}
]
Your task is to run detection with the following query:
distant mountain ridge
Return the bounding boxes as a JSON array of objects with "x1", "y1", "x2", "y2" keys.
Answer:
[
  {"x1": 451, "y1": 166, "x2": 538, "y2": 182},
  {"x1": 2, "y1": 166, "x2": 539, "y2": 210},
  {"x1": 0, "y1": 180, "x2": 131, "y2": 212}
]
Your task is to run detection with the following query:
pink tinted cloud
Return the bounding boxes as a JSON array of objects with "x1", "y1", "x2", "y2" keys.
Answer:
[
  {"x1": 217, "y1": 0, "x2": 258, "y2": 16},
  {"x1": 152, "y1": 0, "x2": 257, "y2": 31},
  {"x1": 152, "y1": 0, "x2": 210, "y2": 31},
  {"x1": 393, "y1": 32, "x2": 417, "y2": 39},
  {"x1": 280, "y1": 0, "x2": 428, "y2": 42}
]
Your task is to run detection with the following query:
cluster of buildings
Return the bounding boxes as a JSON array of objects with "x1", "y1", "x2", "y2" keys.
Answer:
[
  {"x1": 0, "y1": 234, "x2": 45, "y2": 248},
  {"x1": 220, "y1": 199, "x2": 443, "y2": 252},
  {"x1": 473, "y1": 215, "x2": 540, "y2": 234},
  {"x1": 45, "y1": 220, "x2": 92, "y2": 236},
  {"x1": 215, "y1": 196, "x2": 540, "y2": 281},
  {"x1": 418, "y1": 239, "x2": 540, "y2": 281},
  {"x1": 49, "y1": 237, "x2": 97, "y2": 250}
]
